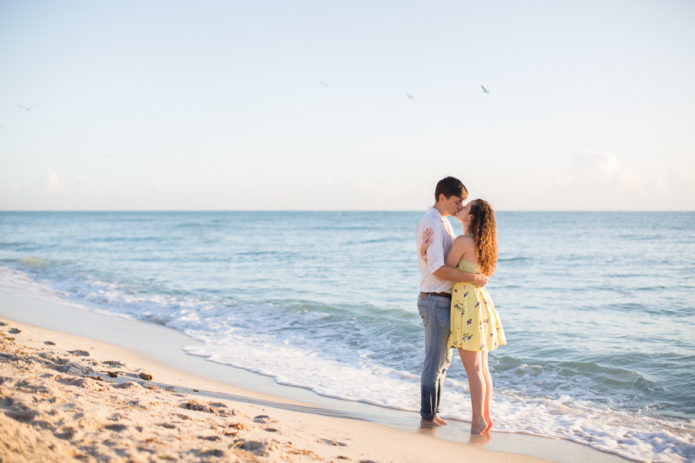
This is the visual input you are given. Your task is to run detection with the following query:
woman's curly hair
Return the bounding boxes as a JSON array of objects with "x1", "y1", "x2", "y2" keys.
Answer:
[{"x1": 469, "y1": 199, "x2": 498, "y2": 276}]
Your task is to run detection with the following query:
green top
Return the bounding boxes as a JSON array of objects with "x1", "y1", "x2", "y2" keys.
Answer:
[{"x1": 457, "y1": 259, "x2": 481, "y2": 273}]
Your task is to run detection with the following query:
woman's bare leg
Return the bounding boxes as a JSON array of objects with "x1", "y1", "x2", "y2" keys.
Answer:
[
  {"x1": 459, "y1": 349, "x2": 487, "y2": 434},
  {"x1": 481, "y1": 350, "x2": 494, "y2": 433}
]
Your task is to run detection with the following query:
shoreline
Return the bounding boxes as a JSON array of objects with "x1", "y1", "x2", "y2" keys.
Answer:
[{"x1": 0, "y1": 277, "x2": 630, "y2": 462}]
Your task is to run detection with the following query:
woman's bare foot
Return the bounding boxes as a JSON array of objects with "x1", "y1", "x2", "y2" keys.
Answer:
[
  {"x1": 482, "y1": 416, "x2": 493, "y2": 433},
  {"x1": 470, "y1": 416, "x2": 487, "y2": 435}
]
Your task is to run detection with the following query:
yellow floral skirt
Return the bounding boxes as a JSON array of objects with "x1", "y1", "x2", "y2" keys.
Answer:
[{"x1": 448, "y1": 283, "x2": 506, "y2": 351}]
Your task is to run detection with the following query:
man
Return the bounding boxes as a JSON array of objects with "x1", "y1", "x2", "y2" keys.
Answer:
[{"x1": 416, "y1": 176, "x2": 488, "y2": 427}]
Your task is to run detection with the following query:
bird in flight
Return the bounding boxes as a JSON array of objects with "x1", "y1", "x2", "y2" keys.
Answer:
[
  {"x1": 16, "y1": 104, "x2": 35, "y2": 111},
  {"x1": 406, "y1": 93, "x2": 414, "y2": 99},
  {"x1": 480, "y1": 85, "x2": 490, "y2": 94},
  {"x1": 319, "y1": 81, "x2": 329, "y2": 87}
]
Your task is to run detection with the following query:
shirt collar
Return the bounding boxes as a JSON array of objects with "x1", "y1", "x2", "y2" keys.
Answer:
[{"x1": 428, "y1": 206, "x2": 445, "y2": 221}]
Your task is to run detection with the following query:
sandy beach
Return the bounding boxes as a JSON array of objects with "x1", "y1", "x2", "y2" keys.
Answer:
[
  {"x1": 0, "y1": 276, "x2": 634, "y2": 463},
  {"x1": 0, "y1": 316, "x2": 551, "y2": 463}
]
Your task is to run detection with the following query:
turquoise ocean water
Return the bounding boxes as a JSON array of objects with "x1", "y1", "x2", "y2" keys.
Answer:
[{"x1": 0, "y1": 211, "x2": 693, "y2": 462}]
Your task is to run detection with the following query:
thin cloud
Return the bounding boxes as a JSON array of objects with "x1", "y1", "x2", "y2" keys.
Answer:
[
  {"x1": 46, "y1": 172, "x2": 60, "y2": 190},
  {"x1": 569, "y1": 151, "x2": 646, "y2": 192}
]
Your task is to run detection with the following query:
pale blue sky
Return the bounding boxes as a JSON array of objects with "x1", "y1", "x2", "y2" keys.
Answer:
[{"x1": 1, "y1": 0, "x2": 694, "y2": 210}]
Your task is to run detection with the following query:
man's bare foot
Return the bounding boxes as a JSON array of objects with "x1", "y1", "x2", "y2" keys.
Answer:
[
  {"x1": 470, "y1": 416, "x2": 487, "y2": 435},
  {"x1": 482, "y1": 417, "x2": 494, "y2": 433},
  {"x1": 434, "y1": 416, "x2": 448, "y2": 426},
  {"x1": 420, "y1": 416, "x2": 448, "y2": 428},
  {"x1": 420, "y1": 418, "x2": 442, "y2": 428}
]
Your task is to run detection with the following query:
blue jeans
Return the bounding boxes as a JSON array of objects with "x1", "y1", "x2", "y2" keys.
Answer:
[{"x1": 417, "y1": 294, "x2": 453, "y2": 421}]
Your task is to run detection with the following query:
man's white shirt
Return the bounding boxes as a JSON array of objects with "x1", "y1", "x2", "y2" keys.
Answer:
[{"x1": 416, "y1": 207, "x2": 457, "y2": 293}]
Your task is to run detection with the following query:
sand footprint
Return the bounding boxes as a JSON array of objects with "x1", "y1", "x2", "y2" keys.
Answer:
[
  {"x1": 54, "y1": 426, "x2": 77, "y2": 440},
  {"x1": 253, "y1": 414, "x2": 277, "y2": 424},
  {"x1": 112, "y1": 381, "x2": 139, "y2": 389},
  {"x1": 5, "y1": 409, "x2": 39, "y2": 423},
  {"x1": 68, "y1": 349, "x2": 90, "y2": 357},
  {"x1": 233, "y1": 439, "x2": 272, "y2": 456},
  {"x1": 102, "y1": 360, "x2": 125, "y2": 368},
  {"x1": 197, "y1": 449, "x2": 225, "y2": 458},
  {"x1": 56, "y1": 377, "x2": 86, "y2": 388},
  {"x1": 182, "y1": 399, "x2": 232, "y2": 415},
  {"x1": 182, "y1": 400, "x2": 215, "y2": 413},
  {"x1": 103, "y1": 423, "x2": 128, "y2": 432},
  {"x1": 223, "y1": 422, "x2": 245, "y2": 436},
  {"x1": 319, "y1": 438, "x2": 347, "y2": 447}
]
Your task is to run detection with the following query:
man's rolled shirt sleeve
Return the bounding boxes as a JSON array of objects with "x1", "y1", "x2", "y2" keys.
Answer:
[{"x1": 425, "y1": 225, "x2": 446, "y2": 274}]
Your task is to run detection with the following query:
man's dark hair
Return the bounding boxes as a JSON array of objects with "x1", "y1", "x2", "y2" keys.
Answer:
[{"x1": 434, "y1": 176, "x2": 467, "y2": 202}]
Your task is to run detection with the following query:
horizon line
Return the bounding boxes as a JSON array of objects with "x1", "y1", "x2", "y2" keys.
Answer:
[{"x1": 1, "y1": 209, "x2": 693, "y2": 213}]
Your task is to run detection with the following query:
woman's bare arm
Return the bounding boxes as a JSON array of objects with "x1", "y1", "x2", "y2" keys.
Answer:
[{"x1": 419, "y1": 231, "x2": 488, "y2": 287}]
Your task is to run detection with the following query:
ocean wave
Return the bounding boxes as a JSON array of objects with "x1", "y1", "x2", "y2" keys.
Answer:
[
  {"x1": 235, "y1": 250, "x2": 299, "y2": 257},
  {"x1": 498, "y1": 256, "x2": 531, "y2": 263},
  {"x1": 617, "y1": 234, "x2": 665, "y2": 241},
  {"x1": 88, "y1": 235, "x2": 170, "y2": 243},
  {"x1": 343, "y1": 237, "x2": 398, "y2": 245},
  {"x1": 16, "y1": 256, "x2": 53, "y2": 268},
  {"x1": 0, "y1": 241, "x2": 27, "y2": 248}
]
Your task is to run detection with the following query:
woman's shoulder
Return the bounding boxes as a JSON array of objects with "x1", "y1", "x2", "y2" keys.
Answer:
[
  {"x1": 450, "y1": 235, "x2": 475, "y2": 256},
  {"x1": 454, "y1": 234, "x2": 475, "y2": 247}
]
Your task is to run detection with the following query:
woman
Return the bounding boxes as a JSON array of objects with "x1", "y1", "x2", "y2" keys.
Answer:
[{"x1": 420, "y1": 199, "x2": 506, "y2": 434}]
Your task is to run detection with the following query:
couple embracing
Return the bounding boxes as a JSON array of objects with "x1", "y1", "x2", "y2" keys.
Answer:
[{"x1": 416, "y1": 176, "x2": 506, "y2": 434}]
